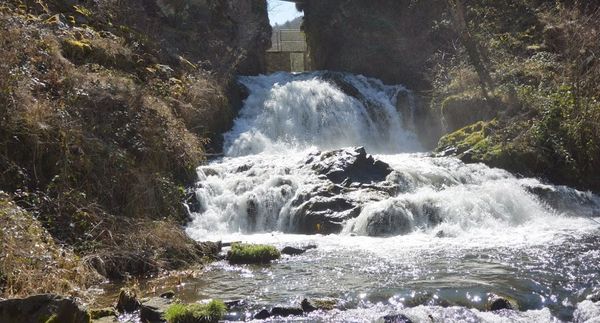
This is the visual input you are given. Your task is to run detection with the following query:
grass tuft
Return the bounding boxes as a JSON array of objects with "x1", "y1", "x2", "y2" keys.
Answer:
[
  {"x1": 164, "y1": 300, "x2": 227, "y2": 323},
  {"x1": 227, "y1": 243, "x2": 281, "y2": 265}
]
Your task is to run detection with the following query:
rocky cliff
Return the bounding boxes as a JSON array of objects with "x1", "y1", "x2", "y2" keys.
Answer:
[{"x1": 300, "y1": 0, "x2": 449, "y2": 91}]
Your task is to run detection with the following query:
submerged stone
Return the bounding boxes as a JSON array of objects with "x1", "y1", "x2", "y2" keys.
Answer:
[
  {"x1": 381, "y1": 314, "x2": 414, "y2": 323},
  {"x1": 270, "y1": 306, "x2": 304, "y2": 317},
  {"x1": 116, "y1": 289, "x2": 140, "y2": 313},
  {"x1": 254, "y1": 309, "x2": 270, "y2": 319},
  {"x1": 301, "y1": 298, "x2": 338, "y2": 312},
  {"x1": 281, "y1": 246, "x2": 306, "y2": 255},
  {"x1": 487, "y1": 295, "x2": 518, "y2": 311},
  {"x1": 160, "y1": 291, "x2": 175, "y2": 299}
]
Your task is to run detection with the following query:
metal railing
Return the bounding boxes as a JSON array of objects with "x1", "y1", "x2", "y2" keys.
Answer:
[{"x1": 268, "y1": 29, "x2": 307, "y2": 52}]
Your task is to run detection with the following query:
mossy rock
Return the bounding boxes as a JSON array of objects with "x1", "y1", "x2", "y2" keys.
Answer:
[
  {"x1": 441, "y1": 94, "x2": 497, "y2": 133},
  {"x1": 62, "y1": 38, "x2": 92, "y2": 59},
  {"x1": 227, "y1": 243, "x2": 280, "y2": 265},
  {"x1": 438, "y1": 120, "x2": 495, "y2": 154},
  {"x1": 164, "y1": 300, "x2": 226, "y2": 323}
]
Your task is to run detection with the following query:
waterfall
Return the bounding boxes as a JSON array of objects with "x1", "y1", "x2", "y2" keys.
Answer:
[
  {"x1": 224, "y1": 71, "x2": 422, "y2": 156},
  {"x1": 185, "y1": 71, "x2": 600, "y2": 241}
]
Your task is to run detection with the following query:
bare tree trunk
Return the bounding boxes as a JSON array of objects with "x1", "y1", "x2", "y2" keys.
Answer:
[{"x1": 447, "y1": 0, "x2": 494, "y2": 99}]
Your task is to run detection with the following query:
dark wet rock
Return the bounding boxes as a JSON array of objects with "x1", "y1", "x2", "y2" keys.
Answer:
[
  {"x1": 116, "y1": 289, "x2": 140, "y2": 313},
  {"x1": 247, "y1": 198, "x2": 258, "y2": 229},
  {"x1": 0, "y1": 294, "x2": 90, "y2": 323},
  {"x1": 364, "y1": 200, "x2": 442, "y2": 237},
  {"x1": 236, "y1": 164, "x2": 252, "y2": 173},
  {"x1": 201, "y1": 167, "x2": 219, "y2": 177},
  {"x1": 270, "y1": 306, "x2": 304, "y2": 317},
  {"x1": 292, "y1": 196, "x2": 362, "y2": 234},
  {"x1": 488, "y1": 295, "x2": 518, "y2": 311},
  {"x1": 381, "y1": 314, "x2": 413, "y2": 323},
  {"x1": 159, "y1": 291, "x2": 175, "y2": 299},
  {"x1": 525, "y1": 184, "x2": 600, "y2": 216},
  {"x1": 285, "y1": 147, "x2": 405, "y2": 235},
  {"x1": 140, "y1": 297, "x2": 172, "y2": 322},
  {"x1": 311, "y1": 147, "x2": 393, "y2": 185},
  {"x1": 254, "y1": 309, "x2": 270, "y2": 319},
  {"x1": 365, "y1": 203, "x2": 412, "y2": 236},
  {"x1": 587, "y1": 291, "x2": 600, "y2": 303},
  {"x1": 224, "y1": 299, "x2": 245, "y2": 310},
  {"x1": 301, "y1": 299, "x2": 318, "y2": 313},
  {"x1": 281, "y1": 246, "x2": 307, "y2": 255},
  {"x1": 382, "y1": 313, "x2": 413, "y2": 323},
  {"x1": 281, "y1": 245, "x2": 317, "y2": 256},
  {"x1": 89, "y1": 307, "x2": 116, "y2": 320},
  {"x1": 184, "y1": 187, "x2": 202, "y2": 214}
]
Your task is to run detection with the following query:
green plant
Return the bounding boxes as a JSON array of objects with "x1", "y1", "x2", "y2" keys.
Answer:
[
  {"x1": 164, "y1": 300, "x2": 227, "y2": 323},
  {"x1": 227, "y1": 243, "x2": 281, "y2": 264},
  {"x1": 44, "y1": 314, "x2": 58, "y2": 323}
]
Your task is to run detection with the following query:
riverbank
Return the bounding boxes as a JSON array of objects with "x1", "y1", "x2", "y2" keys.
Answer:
[{"x1": 0, "y1": 0, "x2": 269, "y2": 298}]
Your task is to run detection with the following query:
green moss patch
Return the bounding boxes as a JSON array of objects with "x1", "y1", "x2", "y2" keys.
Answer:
[
  {"x1": 438, "y1": 121, "x2": 493, "y2": 153},
  {"x1": 164, "y1": 300, "x2": 227, "y2": 323},
  {"x1": 227, "y1": 243, "x2": 281, "y2": 265}
]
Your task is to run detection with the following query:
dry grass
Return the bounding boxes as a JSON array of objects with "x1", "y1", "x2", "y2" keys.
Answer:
[
  {"x1": 83, "y1": 219, "x2": 219, "y2": 280},
  {"x1": 0, "y1": 0, "x2": 233, "y2": 297},
  {"x1": 0, "y1": 192, "x2": 101, "y2": 298}
]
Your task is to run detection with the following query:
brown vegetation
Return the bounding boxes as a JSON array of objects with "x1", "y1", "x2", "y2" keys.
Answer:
[
  {"x1": 0, "y1": 0, "x2": 268, "y2": 297},
  {"x1": 0, "y1": 193, "x2": 100, "y2": 298}
]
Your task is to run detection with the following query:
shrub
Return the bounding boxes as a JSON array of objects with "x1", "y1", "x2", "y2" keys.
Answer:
[
  {"x1": 164, "y1": 300, "x2": 227, "y2": 323},
  {"x1": 227, "y1": 243, "x2": 281, "y2": 265}
]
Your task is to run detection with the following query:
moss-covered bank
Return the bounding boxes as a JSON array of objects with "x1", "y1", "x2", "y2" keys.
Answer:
[{"x1": 432, "y1": 1, "x2": 600, "y2": 192}]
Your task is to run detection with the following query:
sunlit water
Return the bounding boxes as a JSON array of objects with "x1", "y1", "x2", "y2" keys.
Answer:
[{"x1": 182, "y1": 72, "x2": 600, "y2": 322}]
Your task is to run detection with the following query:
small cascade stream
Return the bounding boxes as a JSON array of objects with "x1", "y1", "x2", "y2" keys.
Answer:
[{"x1": 183, "y1": 72, "x2": 600, "y2": 322}]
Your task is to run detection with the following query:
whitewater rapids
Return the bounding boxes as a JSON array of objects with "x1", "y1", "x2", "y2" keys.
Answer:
[{"x1": 184, "y1": 71, "x2": 600, "y2": 322}]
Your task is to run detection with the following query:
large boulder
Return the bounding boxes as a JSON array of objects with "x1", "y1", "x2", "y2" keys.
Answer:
[
  {"x1": 284, "y1": 147, "x2": 399, "y2": 234},
  {"x1": 290, "y1": 195, "x2": 361, "y2": 234},
  {"x1": 0, "y1": 294, "x2": 90, "y2": 323},
  {"x1": 310, "y1": 147, "x2": 393, "y2": 185}
]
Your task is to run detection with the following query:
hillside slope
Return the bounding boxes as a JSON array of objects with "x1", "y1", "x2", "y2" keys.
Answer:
[
  {"x1": 300, "y1": 0, "x2": 600, "y2": 192},
  {"x1": 0, "y1": 0, "x2": 269, "y2": 297}
]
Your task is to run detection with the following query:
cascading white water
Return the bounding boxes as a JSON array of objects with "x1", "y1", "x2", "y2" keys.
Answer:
[
  {"x1": 224, "y1": 72, "x2": 421, "y2": 156},
  {"x1": 183, "y1": 71, "x2": 600, "y2": 322},
  {"x1": 186, "y1": 71, "x2": 600, "y2": 240}
]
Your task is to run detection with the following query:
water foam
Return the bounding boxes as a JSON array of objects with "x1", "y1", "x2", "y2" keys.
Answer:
[
  {"x1": 186, "y1": 72, "x2": 600, "y2": 243},
  {"x1": 225, "y1": 72, "x2": 421, "y2": 156},
  {"x1": 182, "y1": 71, "x2": 600, "y2": 321}
]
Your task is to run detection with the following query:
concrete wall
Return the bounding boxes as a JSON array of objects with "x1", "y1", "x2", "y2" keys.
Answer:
[{"x1": 266, "y1": 52, "x2": 311, "y2": 73}]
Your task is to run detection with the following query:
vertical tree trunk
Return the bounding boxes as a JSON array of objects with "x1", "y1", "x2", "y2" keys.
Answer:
[{"x1": 447, "y1": 0, "x2": 494, "y2": 99}]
